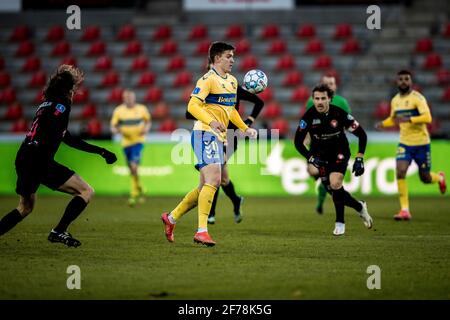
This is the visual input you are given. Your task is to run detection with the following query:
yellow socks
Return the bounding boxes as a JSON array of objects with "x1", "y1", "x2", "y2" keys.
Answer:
[
  {"x1": 170, "y1": 187, "x2": 200, "y2": 221},
  {"x1": 430, "y1": 172, "x2": 440, "y2": 183},
  {"x1": 397, "y1": 179, "x2": 409, "y2": 210},
  {"x1": 131, "y1": 175, "x2": 140, "y2": 198},
  {"x1": 197, "y1": 184, "x2": 217, "y2": 231}
]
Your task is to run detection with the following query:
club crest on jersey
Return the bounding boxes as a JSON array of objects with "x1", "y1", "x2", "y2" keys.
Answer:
[
  {"x1": 330, "y1": 119, "x2": 338, "y2": 128},
  {"x1": 312, "y1": 119, "x2": 321, "y2": 125},
  {"x1": 54, "y1": 103, "x2": 66, "y2": 116}
]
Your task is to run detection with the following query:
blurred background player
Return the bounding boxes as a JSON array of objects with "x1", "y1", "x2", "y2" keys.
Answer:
[
  {"x1": 161, "y1": 41, "x2": 257, "y2": 246},
  {"x1": 187, "y1": 62, "x2": 265, "y2": 225},
  {"x1": 375, "y1": 70, "x2": 446, "y2": 221},
  {"x1": 111, "y1": 89, "x2": 151, "y2": 206},
  {"x1": 0, "y1": 65, "x2": 117, "y2": 247},
  {"x1": 295, "y1": 84, "x2": 372, "y2": 236},
  {"x1": 304, "y1": 75, "x2": 351, "y2": 215}
]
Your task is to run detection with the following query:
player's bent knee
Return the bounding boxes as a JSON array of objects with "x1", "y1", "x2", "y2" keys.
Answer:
[
  {"x1": 307, "y1": 165, "x2": 319, "y2": 177},
  {"x1": 330, "y1": 181, "x2": 343, "y2": 190},
  {"x1": 80, "y1": 185, "x2": 94, "y2": 202}
]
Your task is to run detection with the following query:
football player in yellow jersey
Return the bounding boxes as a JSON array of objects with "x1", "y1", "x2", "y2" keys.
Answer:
[
  {"x1": 161, "y1": 42, "x2": 257, "y2": 246},
  {"x1": 376, "y1": 70, "x2": 446, "y2": 220},
  {"x1": 111, "y1": 89, "x2": 151, "y2": 206}
]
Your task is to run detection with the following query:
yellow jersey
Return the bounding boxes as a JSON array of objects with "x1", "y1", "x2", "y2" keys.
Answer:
[
  {"x1": 190, "y1": 68, "x2": 239, "y2": 135},
  {"x1": 382, "y1": 90, "x2": 432, "y2": 146},
  {"x1": 111, "y1": 104, "x2": 151, "y2": 147}
]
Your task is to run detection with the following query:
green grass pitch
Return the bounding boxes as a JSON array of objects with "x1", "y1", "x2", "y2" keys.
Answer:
[{"x1": 0, "y1": 195, "x2": 449, "y2": 299}]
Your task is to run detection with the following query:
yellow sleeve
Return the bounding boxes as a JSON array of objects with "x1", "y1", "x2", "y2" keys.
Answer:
[
  {"x1": 110, "y1": 107, "x2": 120, "y2": 126},
  {"x1": 410, "y1": 94, "x2": 432, "y2": 124},
  {"x1": 142, "y1": 106, "x2": 151, "y2": 122},
  {"x1": 191, "y1": 73, "x2": 212, "y2": 102},
  {"x1": 381, "y1": 100, "x2": 396, "y2": 128},
  {"x1": 187, "y1": 96, "x2": 215, "y2": 125},
  {"x1": 230, "y1": 108, "x2": 249, "y2": 132}
]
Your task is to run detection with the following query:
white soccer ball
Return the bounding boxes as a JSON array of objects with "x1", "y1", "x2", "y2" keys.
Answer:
[{"x1": 243, "y1": 69, "x2": 268, "y2": 94}]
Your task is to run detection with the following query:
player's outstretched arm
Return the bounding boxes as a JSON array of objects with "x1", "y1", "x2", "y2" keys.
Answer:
[
  {"x1": 63, "y1": 130, "x2": 117, "y2": 164},
  {"x1": 349, "y1": 126, "x2": 367, "y2": 176},
  {"x1": 238, "y1": 86, "x2": 265, "y2": 126}
]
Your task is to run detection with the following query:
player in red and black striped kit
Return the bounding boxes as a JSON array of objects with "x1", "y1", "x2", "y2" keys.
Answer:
[
  {"x1": 0, "y1": 65, "x2": 117, "y2": 247},
  {"x1": 294, "y1": 84, "x2": 373, "y2": 235}
]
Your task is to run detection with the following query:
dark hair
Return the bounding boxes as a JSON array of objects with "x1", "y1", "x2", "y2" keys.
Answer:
[
  {"x1": 208, "y1": 41, "x2": 235, "y2": 65},
  {"x1": 43, "y1": 64, "x2": 84, "y2": 103},
  {"x1": 397, "y1": 69, "x2": 413, "y2": 77},
  {"x1": 312, "y1": 83, "x2": 334, "y2": 99}
]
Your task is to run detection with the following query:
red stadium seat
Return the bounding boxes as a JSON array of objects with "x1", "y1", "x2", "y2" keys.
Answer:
[
  {"x1": 159, "y1": 39, "x2": 178, "y2": 55},
  {"x1": 225, "y1": 24, "x2": 244, "y2": 39},
  {"x1": 415, "y1": 38, "x2": 433, "y2": 53},
  {"x1": 107, "y1": 87, "x2": 124, "y2": 103},
  {"x1": 28, "y1": 70, "x2": 47, "y2": 87},
  {"x1": 123, "y1": 40, "x2": 142, "y2": 56},
  {"x1": 166, "y1": 56, "x2": 185, "y2": 72},
  {"x1": 334, "y1": 23, "x2": 353, "y2": 39},
  {"x1": 258, "y1": 87, "x2": 274, "y2": 101},
  {"x1": 33, "y1": 90, "x2": 44, "y2": 103},
  {"x1": 86, "y1": 118, "x2": 103, "y2": 137},
  {"x1": 1, "y1": 87, "x2": 17, "y2": 104},
  {"x1": 291, "y1": 85, "x2": 310, "y2": 102},
  {"x1": 152, "y1": 25, "x2": 172, "y2": 40},
  {"x1": 9, "y1": 25, "x2": 31, "y2": 42},
  {"x1": 4, "y1": 102, "x2": 23, "y2": 120},
  {"x1": 234, "y1": 38, "x2": 251, "y2": 55},
  {"x1": 239, "y1": 55, "x2": 259, "y2": 71},
  {"x1": 87, "y1": 41, "x2": 106, "y2": 56},
  {"x1": 80, "y1": 26, "x2": 101, "y2": 41},
  {"x1": 73, "y1": 87, "x2": 89, "y2": 104},
  {"x1": 45, "y1": 25, "x2": 65, "y2": 42},
  {"x1": 296, "y1": 24, "x2": 316, "y2": 38},
  {"x1": 195, "y1": 39, "x2": 211, "y2": 55},
  {"x1": 263, "y1": 101, "x2": 282, "y2": 119},
  {"x1": 11, "y1": 118, "x2": 28, "y2": 133},
  {"x1": 270, "y1": 118, "x2": 289, "y2": 138},
  {"x1": 100, "y1": 71, "x2": 120, "y2": 87},
  {"x1": 151, "y1": 102, "x2": 170, "y2": 119},
  {"x1": 304, "y1": 38, "x2": 324, "y2": 54},
  {"x1": 423, "y1": 53, "x2": 442, "y2": 69},
  {"x1": 180, "y1": 87, "x2": 193, "y2": 103},
  {"x1": 94, "y1": 56, "x2": 113, "y2": 71},
  {"x1": 260, "y1": 24, "x2": 279, "y2": 39},
  {"x1": 80, "y1": 103, "x2": 97, "y2": 119},
  {"x1": 130, "y1": 55, "x2": 149, "y2": 71},
  {"x1": 51, "y1": 41, "x2": 71, "y2": 56},
  {"x1": 341, "y1": 38, "x2": 361, "y2": 54},
  {"x1": 0, "y1": 71, "x2": 11, "y2": 88},
  {"x1": 436, "y1": 69, "x2": 450, "y2": 86},
  {"x1": 267, "y1": 39, "x2": 287, "y2": 55},
  {"x1": 427, "y1": 119, "x2": 441, "y2": 135},
  {"x1": 159, "y1": 118, "x2": 177, "y2": 133},
  {"x1": 373, "y1": 100, "x2": 390, "y2": 119},
  {"x1": 137, "y1": 71, "x2": 156, "y2": 86},
  {"x1": 173, "y1": 70, "x2": 192, "y2": 87},
  {"x1": 60, "y1": 56, "x2": 77, "y2": 66},
  {"x1": 443, "y1": 23, "x2": 450, "y2": 37},
  {"x1": 21, "y1": 56, "x2": 41, "y2": 72},
  {"x1": 188, "y1": 24, "x2": 208, "y2": 40},
  {"x1": 276, "y1": 54, "x2": 295, "y2": 71},
  {"x1": 116, "y1": 24, "x2": 135, "y2": 41},
  {"x1": 144, "y1": 87, "x2": 163, "y2": 103},
  {"x1": 441, "y1": 86, "x2": 450, "y2": 101},
  {"x1": 15, "y1": 40, "x2": 34, "y2": 57},
  {"x1": 282, "y1": 70, "x2": 303, "y2": 87},
  {"x1": 313, "y1": 55, "x2": 332, "y2": 69}
]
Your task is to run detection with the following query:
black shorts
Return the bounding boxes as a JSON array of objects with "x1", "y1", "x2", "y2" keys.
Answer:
[
  {"x1": 312, "y1": 151, "x2": 350, "y2": 177},
  {"x1": 15, "y1": 158, "x2": 75, "y2": 197}
]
